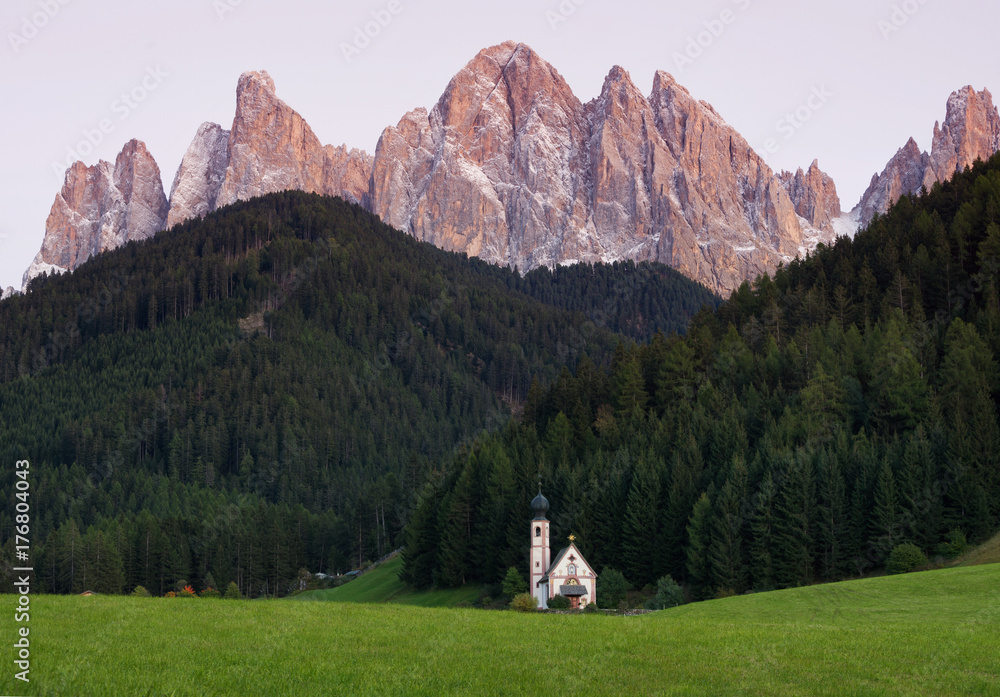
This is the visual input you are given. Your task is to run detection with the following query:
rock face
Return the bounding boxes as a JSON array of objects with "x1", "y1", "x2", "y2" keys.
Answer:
[
  {"x1": 166, "y1": 122, "x2": 230, "y2": 228},
  {"x1": 23, "y1": 139, "x2": 168, "y2": 291},
  {"x1": 1, "y1": 286, "x2": 14, "y2": 300},
  {"x1": 216, "y1": 70, "x2": 371, "y2": 209},
  {"x1": 855, "y1": 87, "x2": 1000, "y2": 225},
  {"x1": 370, "y1": 42, "x2": 804, "y2": 295},
  {"x1": 779, "y1": 160, "x2": 842, "y2": 234}
]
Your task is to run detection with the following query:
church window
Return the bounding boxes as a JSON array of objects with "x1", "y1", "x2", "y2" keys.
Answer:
[
  {"x1": 567, "y1": 563, "x2": 577, "y2": 575},
  {"x1": 535, "y1": 526, "x2": 541, "y2": 537}
]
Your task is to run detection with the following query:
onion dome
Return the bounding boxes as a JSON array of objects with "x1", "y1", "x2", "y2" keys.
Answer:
[{"x1": 531, "y1": 490, "x2": 549, "y2": 520}]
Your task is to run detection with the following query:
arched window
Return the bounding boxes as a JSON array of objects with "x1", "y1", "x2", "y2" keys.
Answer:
[
  {"x1": 535, "y1": 526, "x2": 541, "y2": 537},
  {"x1": 567, "y1": 563, "x2": 577, "y2": 575}
]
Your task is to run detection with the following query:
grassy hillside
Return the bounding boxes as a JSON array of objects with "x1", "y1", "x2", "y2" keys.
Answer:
[
  {"x1": 293, "y1": 555, "x2": 481, "y2": 607},
  {"x1": 4, "y1": 564, "x2": 998, "y2": 696},
  {"x1": 957, "y1": 530, "x2": 1000, "y2": 567}
]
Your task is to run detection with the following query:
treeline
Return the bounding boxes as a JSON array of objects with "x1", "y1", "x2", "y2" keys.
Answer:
[
  {"x1": 514, "y1": 260, "x2": 719, "y2": 340},
  {"x1": 402, "y1": 155, "x2": 1000, "y2": 595},
  {"x1": 0, "y1": 192, "x2": 714, "y2": 596},
  {"x1": 27, "y1": 478, "x2": 344, "y2": 598}
]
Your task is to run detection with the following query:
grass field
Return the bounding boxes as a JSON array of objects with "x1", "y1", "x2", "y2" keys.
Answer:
[
  {"x1": 2, "y1": 563, "x2": 998, "y2": 696},
  {"x1": 292, "y1": 555, "x2": 482, "y2": 607}
]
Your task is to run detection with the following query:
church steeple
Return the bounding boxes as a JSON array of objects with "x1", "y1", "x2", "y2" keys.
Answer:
[{"x1": 529, "y1": 483, "x2": 551, "y2": 609}]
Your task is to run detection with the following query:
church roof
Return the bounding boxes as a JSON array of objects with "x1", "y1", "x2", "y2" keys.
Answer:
[
  {"x1": 540, "y1": 543, "x2": 597, "y2": 583},
  {"x1": 559, "y1": 585, "x2": 588, "y2": 596}
]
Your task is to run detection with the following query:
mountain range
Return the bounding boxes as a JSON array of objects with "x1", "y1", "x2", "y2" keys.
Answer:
[{"x1": 19, "y1": 41, "x2": 1000, "y2": 296}]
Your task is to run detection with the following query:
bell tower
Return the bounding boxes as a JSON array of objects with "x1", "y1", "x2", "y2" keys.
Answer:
[{"x1": 529, "y1": 487, "x2": 550, "y2": 608}]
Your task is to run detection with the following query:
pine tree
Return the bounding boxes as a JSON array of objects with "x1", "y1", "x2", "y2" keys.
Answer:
[
  {"x1": 685, "y1": 493, "x2": 714, "y2": 600},
  {"x1": 750, "y1": 472, "x2": 777, "y2": 591},
  {"x1": 872, "y1": 459, "x2": 901, "y2": 563},
  {"x1": 622, "y1": 456, "x2": 662, "y2": 587},
  {"x1": 814, "y1": 450, "x2": 848, "y2": 580},
  {"x1": 709, "y1": 457, "x2": 749, "y2": 594},
  {"x1": 772, "y1": 455, "x2": 814, "y2": 588}
]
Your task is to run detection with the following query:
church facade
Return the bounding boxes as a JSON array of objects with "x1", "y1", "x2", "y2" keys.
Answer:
[{"x1": 529, "y1": 490, "x2": 597, "y2": 610}]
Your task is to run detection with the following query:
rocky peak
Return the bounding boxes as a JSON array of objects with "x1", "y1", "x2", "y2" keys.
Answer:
[
  {"x1": 927, "y1": 86, "x2": 1000, "y2": 185},
  {"x1": 370, "y1": 45, "x2": 806, "y2": 295},
  {"x1": 22, "y1": 138, "x2": 168, "y2": 291},
  {"x1": 855, "y1": 138, "x2": 930, "y2": 226},
  {"x1": 854, "y1": 87, "x2": 1000, "y2": 226},
  {"x1": 646, "y1": 68, "x2": 804, "y2": 286},
  {"x1": 166, "y1": 122, "x2": 231, "y2": 228},
  {"x1": 216, "y1": 69, "x2": 329, "y2": 208},
  {"x1": 371, "y1": 41, "x2": 592, "y2": 266},
  {"x1": 213, "y1": 69, "x2": 372, "y2": 209},
  {"x1": 1, "y1": 286, "x2": 14, "y2": 300},
  {"x1": 779, "y1": 160, "x2": 842, "y2": 234}
]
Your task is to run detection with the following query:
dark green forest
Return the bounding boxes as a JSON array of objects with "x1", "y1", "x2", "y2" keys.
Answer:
[
  {"x1": 0, "y1": 192, "x2": 715, "y2": 597},
  {"x1": 402, "y1": 155, "x2": 1000, "y2": 596}
]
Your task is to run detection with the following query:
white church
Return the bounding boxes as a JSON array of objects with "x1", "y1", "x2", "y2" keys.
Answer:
[{"x1": 529, "y1": 489, "x2": 597, "y2": 610}]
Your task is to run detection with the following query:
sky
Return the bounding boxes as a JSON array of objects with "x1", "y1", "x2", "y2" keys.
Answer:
[{"x1": 1, "y1": 0, "x2": 998, "y2": 291}]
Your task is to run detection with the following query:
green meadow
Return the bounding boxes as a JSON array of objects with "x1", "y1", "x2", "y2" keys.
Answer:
[
  {"x1": 2, "y1": 563, "x2": 998, "y2": 697},
  {"x1": 292, "y1": 555, "x2": 481, "y2": 607}
]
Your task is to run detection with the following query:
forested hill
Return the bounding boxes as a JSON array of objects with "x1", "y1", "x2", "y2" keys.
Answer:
[
  {"x1": 403, "y1": 154, "x2": 1000, "y2": 595},
  {"x1": 0, "y1": 191, "x2": 716, "y2": 597}
]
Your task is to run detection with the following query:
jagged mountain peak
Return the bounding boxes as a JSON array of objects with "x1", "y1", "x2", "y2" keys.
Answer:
[
  {"x1": 779, "y1": 160, "x2": 842, "y2": 238},
  {"x1": 854, "y1": 87, "x2": 1000, "y2": 225},
  {"x1": 23, "y1": 138, "x2": 168, "y2": 291}
]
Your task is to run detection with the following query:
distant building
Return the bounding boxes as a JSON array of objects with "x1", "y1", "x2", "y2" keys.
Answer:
[{"x1": 529, "y1": 489, "x2": 597, "y2": 609}]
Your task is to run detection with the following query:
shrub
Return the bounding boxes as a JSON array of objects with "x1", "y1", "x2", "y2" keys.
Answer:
[
  {"x1": 597, "y1": 568, "x2": 630, "y2": 609},
  {"x1": 130, "y1": 585, "x2": 151, "y2": 598},
  {"x1": 178, "y1": 584, "x2": 197, "y2": 598},
  {"x1": 887, "y1": 543, "x2": 928, "y2": 575},
  {"x1": 645, "y1": 575, "x2": 685, "y2": 610},
  {"x1": 510, "y1": 593, "x2": 538, "y2": 612},
  {"x1": 223, "y1": 582, "x2": 243, "y2": 600},
  {"x1": 582, "y1": 600, "x2": 600, "y2": 614},
  {"x1": 164, "y1": 591, "x2": 177, "y2": 598},
  {"x1": 200, "y1": 587, "x2": 222, "y2": 599},
  {"x1": 936, "y1": 529, "x2": 969, "y2": 559},
  {"x1": 547, "y1": 594, "x2": 571, "y2": 610}
]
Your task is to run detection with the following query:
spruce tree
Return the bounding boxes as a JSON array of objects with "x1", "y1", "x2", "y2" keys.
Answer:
[
  {"x1": 750, "y1": 472, "x2": 777, "y2": 591},
  {"x1": 709, "y1": 457, "x2": 749, "y2": 594},
  {"x1": 622, "y1": 457, "x2": 662, "y2": 587},
  {"x1": 685, "y1": 493, "x2": 714, "y2": 600},
  {"x1": 772, "y1": 456, "x2": 814, "y2": 588}
]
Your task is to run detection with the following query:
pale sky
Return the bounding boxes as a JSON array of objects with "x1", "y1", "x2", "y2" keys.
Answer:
[{"x1": 2, "y1": 0, "x2": 998, "y2": 290}]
